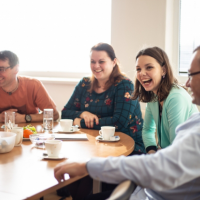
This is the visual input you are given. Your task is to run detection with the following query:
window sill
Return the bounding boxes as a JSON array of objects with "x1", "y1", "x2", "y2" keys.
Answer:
[{"x1": 31, "y1": 77, "x2": 81, "y2": 85}]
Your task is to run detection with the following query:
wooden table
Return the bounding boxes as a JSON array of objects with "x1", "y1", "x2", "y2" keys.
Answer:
[{"x1": 0, "y1": 122, "x2": 135, "y2": 200}]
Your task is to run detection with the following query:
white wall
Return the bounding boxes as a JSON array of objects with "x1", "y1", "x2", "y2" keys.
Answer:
[
  {"x1": 111, "y1": 0, "x2": 167, "y2": 110},
  {"x1": 41, "y1": 0, "x2": 183, "y2": 111},
  {"x1": 43, "y1": 82, "x2": 76, "y2": 112},
  {"x1": 111, "y1": 0, "x2": 166, "y2": 78}
]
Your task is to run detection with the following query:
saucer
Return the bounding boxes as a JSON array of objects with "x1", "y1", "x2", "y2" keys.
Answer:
[
  {"x1": 41, "y1": 154, "x2": 65, "y2": 160},
  {"x1": 54, "y1": 129, "x2": 80, "y2": 133},
  {"x1": 96, "y1": 135, "x2": 120, "y2": 142}
]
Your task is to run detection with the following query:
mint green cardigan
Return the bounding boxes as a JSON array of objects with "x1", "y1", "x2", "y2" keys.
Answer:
[{"x1": 142, "y1": 86, "x2": 198, "y2": 149}]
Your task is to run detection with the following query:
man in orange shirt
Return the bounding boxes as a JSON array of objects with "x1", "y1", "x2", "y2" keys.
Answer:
[{"x1": 0, "y1": 50, "x2": 59, "y2": 123}]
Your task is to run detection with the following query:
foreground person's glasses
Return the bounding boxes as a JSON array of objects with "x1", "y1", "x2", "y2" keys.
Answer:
[
  {"x1": 0, "y1": 66, "x2": 11, "y2": 72},
  {"x1": 188, "y1": 71, "x2": 200, "y2": 81}
]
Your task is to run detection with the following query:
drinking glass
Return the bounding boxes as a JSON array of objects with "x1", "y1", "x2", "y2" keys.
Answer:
[
  {"x1": 43, "y1": 109, "x2": 53, "y2": 131},
  {"x1": 5, "y1": 112, "x2": 15, "y2": 132}
]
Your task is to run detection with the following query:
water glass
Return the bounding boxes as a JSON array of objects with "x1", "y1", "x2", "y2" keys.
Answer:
[
  {"x1": 43, "y1": 109, "x2": 53, "y2": 131},
  {"x1": 5, "y1": 112, "x2": 15, "y2": 132}
]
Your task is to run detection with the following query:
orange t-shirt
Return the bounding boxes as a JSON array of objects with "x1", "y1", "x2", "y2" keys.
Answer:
[{"x1": 0, "y1": 76, "x2": 57, "y2": 114}]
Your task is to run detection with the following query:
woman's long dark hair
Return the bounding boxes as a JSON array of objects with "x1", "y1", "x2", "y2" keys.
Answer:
[
  {"x1": 132, "y1": 47, "x2": 179, "y2": 102},
  {"x1": 88, "y1": 43, "x2": 125, "y2": 92}
]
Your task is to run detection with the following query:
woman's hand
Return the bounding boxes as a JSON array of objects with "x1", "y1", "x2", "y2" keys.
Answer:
[
  {"x1": 54, "y1": 160, "x2": 88, "y2": 183},
  {"x1": 80, "y1": 111, "x2": 99, "y2": 128}
]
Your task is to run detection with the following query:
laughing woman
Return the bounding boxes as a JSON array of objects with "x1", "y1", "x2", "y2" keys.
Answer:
[
  {"x1": 62, "y1": 43, "x2": 145, "y2": 154},
  {"x1": 132, "y1": 46, "x2": 198, "y2": 154}
]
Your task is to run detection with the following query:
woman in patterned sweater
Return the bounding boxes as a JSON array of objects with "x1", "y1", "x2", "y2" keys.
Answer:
[
  {"x1": 62, "y1": 43, "x2": 145, "y2": 153},
  {"x1": 59, "y1": 43, "x2": 145, "y2": 200}
]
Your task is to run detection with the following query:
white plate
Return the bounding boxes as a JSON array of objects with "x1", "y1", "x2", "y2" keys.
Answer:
[
  {"x1": 96, "y1": 135, "x2": 120, "y2": 142},
  {"x1": 53, "y1": 129, "x2": 80, "y2": 133},
  {"x1": 41, "y1": 154, "x2": 65, "y2": 160}
]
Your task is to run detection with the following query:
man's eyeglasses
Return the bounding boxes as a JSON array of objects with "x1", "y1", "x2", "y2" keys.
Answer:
[
  {"x1": 0, "y1": 66, "x2": 11, "y2": 72},
  {"x1": 188, "y1": 71, "x2": 200, "y2": 81}
]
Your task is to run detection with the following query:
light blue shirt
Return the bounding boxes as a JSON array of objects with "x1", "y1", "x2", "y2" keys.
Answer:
[{"x1": 87, "y1": 112, "x2": 200, "y2": 200}]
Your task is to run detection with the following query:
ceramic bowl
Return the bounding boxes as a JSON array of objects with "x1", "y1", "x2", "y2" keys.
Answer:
[{"x1": 0, "y1": 132, "x2": 16, "y2": 153}]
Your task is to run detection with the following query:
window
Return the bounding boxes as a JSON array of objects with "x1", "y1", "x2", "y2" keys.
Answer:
[
  {"x1": 1, "y1": 0, "x2": 111, "y2": 77},
  {"x1": 179, "y1": 0, "x2": 200, "y2": 74}
]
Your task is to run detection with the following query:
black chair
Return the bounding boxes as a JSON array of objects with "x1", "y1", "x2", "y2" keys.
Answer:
[{"x1": 107, "y1": 180, "x2": 137, "y2": 200}]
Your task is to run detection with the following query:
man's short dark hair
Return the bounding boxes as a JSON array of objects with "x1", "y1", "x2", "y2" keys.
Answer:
[{"x1": 0, "y1": 50, "x2": 19, "y2": 68}]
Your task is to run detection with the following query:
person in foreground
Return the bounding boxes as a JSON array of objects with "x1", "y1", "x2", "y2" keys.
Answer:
[
  {"x1": 62, "y1": 43, "x2": 145, "y2": 154},
  {"x1": 0, "y1": 50, "x2": 59, "y2": 123},
  {"x1": 54, "y1": 45, "x2": 200, "y2": 200},
  {"x1": 132, "y1": 46, "x2": 198, "y2": 154}
]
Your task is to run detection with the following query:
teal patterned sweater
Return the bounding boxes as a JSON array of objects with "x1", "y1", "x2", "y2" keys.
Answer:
[{"x1": 62, "y1": 77, "x2": 145, "y2": 153}]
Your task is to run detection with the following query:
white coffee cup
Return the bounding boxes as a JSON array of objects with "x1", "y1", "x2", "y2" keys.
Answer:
[
  {"x1": 11, "y1": 127, "x2": 23, "y2": 146},
  {"x1": 99, "y1": 126, "x2": 115, "y2": 140},
  {"x1": 45, "y1": 140, "x2": 62, "y2": 157},
  {"x1": 60, "y1": 119, "x2": 73, "y2": 132}
]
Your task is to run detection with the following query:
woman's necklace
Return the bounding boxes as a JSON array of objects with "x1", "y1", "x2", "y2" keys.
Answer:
[{"x1": 2, "y1": 79, "x2": 19, "y2": 95}]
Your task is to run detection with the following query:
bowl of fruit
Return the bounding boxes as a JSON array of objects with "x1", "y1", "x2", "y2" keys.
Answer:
[{"x1": 23, "y1": 125, "x2": 37, "y2": 139}]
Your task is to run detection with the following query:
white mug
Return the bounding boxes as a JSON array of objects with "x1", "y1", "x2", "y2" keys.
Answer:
[
  {"x1": 45, "y1": 140, "x2": 62, "y2": 157},
  {"x1": 12, "y1": 127, "x2": 23, "y2": 146},
  {"x1": 60, "y1": 119, "x2": 73, "y2": 132},
  {"x1": 99, "y1": 126, "x2": 115, "y2": 140}
]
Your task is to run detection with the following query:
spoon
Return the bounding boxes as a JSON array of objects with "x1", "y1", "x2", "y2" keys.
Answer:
[{"x1": 7, "y1": 120, "x2": 13, "y2": 130}]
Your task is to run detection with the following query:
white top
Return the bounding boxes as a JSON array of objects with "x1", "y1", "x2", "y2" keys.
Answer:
[{"x1": 87, "y1": 113, "x2": 200, "y2": 200}]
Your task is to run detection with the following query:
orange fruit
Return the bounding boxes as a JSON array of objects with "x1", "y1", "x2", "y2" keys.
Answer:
[{"x1": 23, "y1": 129, "x2": 33, "y2": 138}]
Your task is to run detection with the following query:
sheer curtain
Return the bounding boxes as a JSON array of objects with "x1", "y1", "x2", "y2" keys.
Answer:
[{"x1": 0, "y1": 0, "x2": 111, "y2": 75}]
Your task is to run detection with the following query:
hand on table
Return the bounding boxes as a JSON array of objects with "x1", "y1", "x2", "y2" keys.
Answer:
[
  {"x1": 147, "y1": 150, "x2": 157, "y2": 154},
  {"x1": 0, "y1": 109, "x2": 18, "y2": 123},
  {"x1": 80, "y1": 111, "x2": 99, "y2": 128},
  {"x1": 54, "y1": 160, "x2": 88, "y2": 183}
]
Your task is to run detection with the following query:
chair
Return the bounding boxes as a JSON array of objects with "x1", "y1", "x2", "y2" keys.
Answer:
[{"x1": 107, "y1": 180, "x2": 137, "y2": 200}]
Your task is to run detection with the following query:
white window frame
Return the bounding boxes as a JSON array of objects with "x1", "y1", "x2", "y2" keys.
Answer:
[{"x1": 167, "y1": 0, "x2": 198, "y2": 85}]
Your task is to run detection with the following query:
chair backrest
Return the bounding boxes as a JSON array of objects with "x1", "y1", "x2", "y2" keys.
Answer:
[{"x1": 107, "y1": 180, "x2": 137, "y2": 200}]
